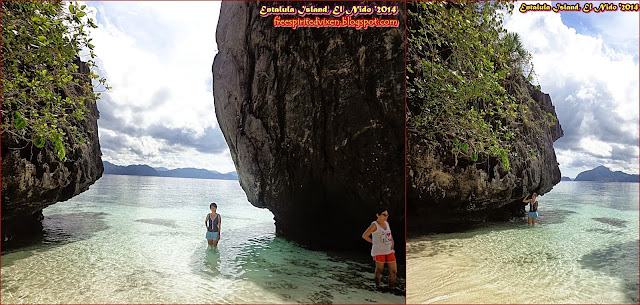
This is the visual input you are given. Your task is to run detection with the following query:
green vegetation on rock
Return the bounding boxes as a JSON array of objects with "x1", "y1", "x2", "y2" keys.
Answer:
[
  {"x1": 407, "y1": 1, "x2": 542, "y2": 170},
  {"x1": 1, "y1": 1, "x2": 109, "y2": 161}
]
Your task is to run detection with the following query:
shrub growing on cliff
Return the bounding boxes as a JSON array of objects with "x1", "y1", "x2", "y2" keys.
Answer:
[
  {"x1": 1, "y1": 1, "x2": 109, "y2": 161},
  {"x1": 407, "y1": 1, "x2": 537, "y2": 170}
]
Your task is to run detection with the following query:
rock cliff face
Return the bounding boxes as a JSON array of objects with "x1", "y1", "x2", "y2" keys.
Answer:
[
  {"x1": 408, "y1": 81, "x2": 563, "y2": 232},
  {"x1": 1, "y1": 60, "x2": 103, "y2": 243},
  {"x1": 212, "y1": 1, "x2": 404, "y2": 252}
]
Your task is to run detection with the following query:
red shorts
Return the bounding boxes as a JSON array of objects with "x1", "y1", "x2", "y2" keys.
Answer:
[{"x1": 373, "y1": 253, "x2": 396, "y2": 263}]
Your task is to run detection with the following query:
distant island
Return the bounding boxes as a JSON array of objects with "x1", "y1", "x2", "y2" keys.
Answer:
[
  {"x1": 573, "y1": 166, "x2": 639, "y2": 183},
  {"x1": 561, "y1": 176, "x2": 572, "y2": 181},
  {"x1": 102, "y1": 161, "x2": 238, "y2": 180}
]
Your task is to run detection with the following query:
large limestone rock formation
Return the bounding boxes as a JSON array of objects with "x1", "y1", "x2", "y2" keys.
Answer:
[
  {"x1": 212, "y1": 1, "x2": 404, "y2": 252},
  {"x1": 1, "y1": 60, "x2": 103, "y2": 243},
  {"x1": 408, "y1": 81, "x2": 563, "y2": 232}
]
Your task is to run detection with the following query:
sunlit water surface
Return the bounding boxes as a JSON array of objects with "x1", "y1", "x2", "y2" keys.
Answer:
[
  {"x1": 2, "y1": 175, "x2": 404, "y2": 304},
  {"x1": 407, "y1": 181, "x2": 639, "y2": 304}
]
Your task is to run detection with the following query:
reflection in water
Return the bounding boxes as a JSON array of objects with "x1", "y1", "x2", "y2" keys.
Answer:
[{"x1": 204, "y1": 250, "x2": 220, "y2": 275}]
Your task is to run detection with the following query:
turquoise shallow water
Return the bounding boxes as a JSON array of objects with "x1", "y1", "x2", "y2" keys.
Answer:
[
  {"x1": 1, "y1": 175, "x2": 404, "y2": 304},
  {"x1": 407, "y1": 181, "x2": 639, "y2": 304}
]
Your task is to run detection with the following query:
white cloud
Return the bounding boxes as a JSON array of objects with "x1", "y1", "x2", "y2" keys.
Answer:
[
  {"x1": 74, "y1": 1, "x2": 639, "y2": 178},
  {"x1": 82, "y1": 2, "x2": 229, "y2": 172},
  {"x1": 504, "y1": 2, "x2": 639, "y2": 176},
  {"x1": 563, "y1": 2, "x2": 640, "y2": 61},
  {"x1": 578, "y1": 137, "x2": 612, "y2": 157}
]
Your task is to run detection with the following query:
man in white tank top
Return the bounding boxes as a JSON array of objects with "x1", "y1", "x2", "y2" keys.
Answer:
[{"x1": 362, "y1": 207, "x2": 397, "y2": 289}]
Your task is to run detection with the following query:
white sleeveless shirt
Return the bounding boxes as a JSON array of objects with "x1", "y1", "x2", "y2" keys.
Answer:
[{"x1": 371, "y1": 221, "x2": 394, "y2": 256}]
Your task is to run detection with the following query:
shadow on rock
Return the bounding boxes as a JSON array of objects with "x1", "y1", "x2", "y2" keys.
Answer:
[{"x1": 579, "y1": 240, "x2": 639, "y2": 303}]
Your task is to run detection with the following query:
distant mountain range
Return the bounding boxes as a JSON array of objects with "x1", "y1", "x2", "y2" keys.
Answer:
[
  {"x1": 573, "y1": 166, "x2": 638, "y2": 183},
  {"x1": 102, "y1": 161, "x2": 238, "y2": 180}
]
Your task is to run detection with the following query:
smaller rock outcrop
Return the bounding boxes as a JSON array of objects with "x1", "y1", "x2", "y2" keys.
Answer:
[
  {"x1": 1, "y1": 60, "x2": 103, "y2": 243},
  {"x1": 408, "y1": 80, "x2": 563, "y2": 232},
  {"x1": 102, "y1": 161, "x2": 238, "y2": 180}
]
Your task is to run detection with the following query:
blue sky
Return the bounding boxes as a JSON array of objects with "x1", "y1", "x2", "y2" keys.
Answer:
[
  {"x1": 556, "y1": 1, "x2": 639, "y2": 63},
  {"x1": 505, "y1": 1, "x2": 639, "y2": 178}
]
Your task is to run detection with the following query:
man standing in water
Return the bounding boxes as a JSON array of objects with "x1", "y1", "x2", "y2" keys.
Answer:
[
  {"x1": 522, "y1": 193, "x2": 539, "y2": 226},
  {"x1": 361, "y1": 207, "x2": 397, "y2": 290},
  {"x1": 205, "y1": 202, "x2": 221, "y2": 252}
]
